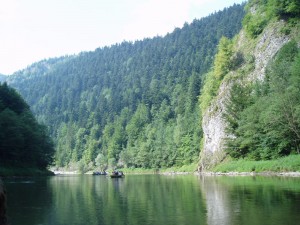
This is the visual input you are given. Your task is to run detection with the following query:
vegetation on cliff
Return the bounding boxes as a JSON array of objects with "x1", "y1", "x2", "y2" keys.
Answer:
[
  {"x1": 225, "y1": 40, "x2": 300, "y2": 160},
  {"x1": 243, "y1": 0, "x2": 300, "y2": 38},
  {"x1": 200, "y1": 0, "x2": 300, "y2": 168}
]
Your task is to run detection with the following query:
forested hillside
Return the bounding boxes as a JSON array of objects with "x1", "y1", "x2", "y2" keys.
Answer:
[
  {"x1": 200, "y1": 0, "x2": 300, "y2": 169},
  {"x1": 0, "y1": 75, "x2": 6, "y2": 82},
  {"x1": 0, "y1": 83, "x2": 54, "y2": 170},
  {"x1": 7, "y1": 4, "x2": 245, "y2": 171}
]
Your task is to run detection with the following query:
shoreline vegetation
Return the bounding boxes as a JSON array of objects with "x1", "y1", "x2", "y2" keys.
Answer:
[
  {"x1": 0, "y1": 166, "x2": 54, "y2": 177},
  {"x1": 210, "y1": 155, "x2": 300, "y2": 173},
  {"x1": 51, "y1": 155, "x2": 300, "y2": 177},
  {"x1": 2, "y1": 155, "x2": 300, "y2": 177}
]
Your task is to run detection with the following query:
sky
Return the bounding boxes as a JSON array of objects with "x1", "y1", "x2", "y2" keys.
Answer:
[{"x1": 0, "y1": 0, "x2": 245, "y2": 75}]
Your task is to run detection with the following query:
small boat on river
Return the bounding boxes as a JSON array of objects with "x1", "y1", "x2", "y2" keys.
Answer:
[
  {"x1": 110, "y1": 170, "x2": 125, "y2": 178},
  {"x1": 93, "y1": 171, "x2": 107, "y2": 175}
]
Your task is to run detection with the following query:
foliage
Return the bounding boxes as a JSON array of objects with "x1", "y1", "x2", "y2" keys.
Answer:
[
  {"x1": 202, "y1": 1, "x2": 300, "y2": 162},
  {"x1": 267, "y1": 0, "x2": 300, "y2": 19},
  {"x1": 214, "y1": 37, "x2": 234, "y2": 80},
  {"x1": 243, "y1": 0, "x2": 300, "y2": 38},
  {"x1": 7, "y1": 4, "x2": 245, "y2": 169},
  {"x1": 0, "y1": 166, "x2": 54, "y2": 177},
  {"x1": 0, "y1": 75, "x2": 6, "y2": 82},
  {"x1": 0, "y1": 83, "x2": 54, "y2": 169},
  {"x1": 224, "y1": 40, "x2": 300, "y2": 160},
  {"x1": 95, "y1": 153, "x2": 108, "y2": 171},
  {"x1": 199, "y1": 36, "x2": 234, "y2": 113},
  {"x1": 243, "y1": 13, "x2": 268, "y2": 38},
  {"x1": 212, "y1": 155, "x2": 300, "y2": 172},
  {"x1": 161, "y1": 163, "x2": 198, "y2": 173}
]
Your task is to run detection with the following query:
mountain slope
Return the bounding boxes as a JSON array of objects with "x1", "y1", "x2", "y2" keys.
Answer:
[
  {"x1": 7, "y1": 4, "x2": 245, "y2": 170},
  {"x1": 199, "y1": 0, "x2": 300, "y2": 170},
  {"x1": 0, "y1": 74, "x2": 6, "y2": 82}
]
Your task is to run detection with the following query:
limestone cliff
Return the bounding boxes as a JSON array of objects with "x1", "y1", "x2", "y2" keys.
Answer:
[{"x1": 199, "y1": 19, "x2": 294, "y2": 170}]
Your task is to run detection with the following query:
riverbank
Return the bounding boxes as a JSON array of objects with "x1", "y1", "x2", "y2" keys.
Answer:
[
  {"x1": 52, "y1": 170, "x2": 78, "y2": 175},
  {"x1": 49, "y1": 155, "x2": 300, "y2": 177},
  {"x1": 50, "y1": 163, "x2": 198, "y2": 175},
  {"x1": 210, "y1": 155, "x2": 300, "y2": 173},
  {"x1": 0, "y1": 166, "x2": 54, "y2": 177},
  {"x1": 198, "y1": 171, "x2": 300, "y2": 177},
  {"x1": 121, "y1": 163, "x2": 198, "y2": 174},
  {"x1": 121, "y1": 155, "x2": 300, "y2": 177}
]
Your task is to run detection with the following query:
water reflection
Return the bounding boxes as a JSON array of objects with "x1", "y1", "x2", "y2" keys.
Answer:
[
  {"x1": 199, "y1": 176, "x2": 232, "y2": 225},
  {"x1": 199, "y1": 176, "x2": 300, "y2": 225},
  {"x1": 5, "y1": 177, "x2": 53, "y2": 225},
  {"x1": 48, "y1": 175, "x2": 207, "y2": 225},
  {"x1": 4, "y1": 175, "x2": 300, "y2": 225}
]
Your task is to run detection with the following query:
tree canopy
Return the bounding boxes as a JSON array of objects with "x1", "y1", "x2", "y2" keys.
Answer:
[
  {"x1": 224, "y1": 41, "x2": 300, "y2": 160},
  {"x1": 0, "y1": 83, "x2": 54, "y2": 169}
]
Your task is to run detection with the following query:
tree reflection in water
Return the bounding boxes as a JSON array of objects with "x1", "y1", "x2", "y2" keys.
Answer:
[{"x1": 4, "y1": 175, "x2": 300, "y2": 225}]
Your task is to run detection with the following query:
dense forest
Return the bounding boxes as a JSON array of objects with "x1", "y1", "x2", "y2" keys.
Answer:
[
  {"x1": 0, "y1": 83, "x2": 54, "y2": 169},
  {"x1": 0, "y1": 75, "x2": 5, "y2": 82},
  {"x1": 6, "y1": 4, "x2": 245, "y2": 171},
  {"x1": 200, "y1": 0, "x2": 300, "y2": 162}
]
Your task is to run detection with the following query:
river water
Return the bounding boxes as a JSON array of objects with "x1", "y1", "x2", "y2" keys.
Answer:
[{"x1": 3, "y1": 174, "x2": 300, "y2": 225}]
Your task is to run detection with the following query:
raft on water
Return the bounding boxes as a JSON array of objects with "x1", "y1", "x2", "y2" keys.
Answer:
[{"x1": 110, "y1": 170, "x2": 125, "y2": 178}]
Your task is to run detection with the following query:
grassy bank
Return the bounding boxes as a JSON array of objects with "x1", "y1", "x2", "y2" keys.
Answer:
[
  {"x1": 121, "y1": 156, "x2": 300, "y2": 174},
  {"x1": 121, "y1": 163, "x2": 198, "y2": 174},
  {"x1": 212, "y1": 155, "x2": 300, "y2": 173},
  {"x1": 0, "y1": 166, "x2": 54, "y2": 177}
]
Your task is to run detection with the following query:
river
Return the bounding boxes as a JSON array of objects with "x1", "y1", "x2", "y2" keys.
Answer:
[{"x1": 3, "y1": 174, "x2": 300, "y2": 225}]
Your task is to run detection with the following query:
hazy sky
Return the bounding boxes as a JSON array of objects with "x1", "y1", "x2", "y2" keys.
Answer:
[{"x1": 0, "y1": 0, "x2": 245, "y2": 75}]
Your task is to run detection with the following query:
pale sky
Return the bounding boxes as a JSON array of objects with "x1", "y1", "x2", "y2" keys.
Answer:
[{"x1": 0, "y1": 0, "x2": 245, "y2": 75}]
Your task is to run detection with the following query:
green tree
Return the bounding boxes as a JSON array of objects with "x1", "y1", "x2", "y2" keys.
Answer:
[
  {"x1": 0, "y1": 83, "x2": 54, "y2": 168},
  {"x1": 214, "y1": 37, "x2": 234, "y2": 80},
  {"x1": 95, "y1": 153, "x2": 107, "y2": 171},
  {"x1": 224, "y1": 41, "x2": 300, "y2": 160},
  {"x1": 267, "y1": 0, "x2": 300, "y2": 19}
]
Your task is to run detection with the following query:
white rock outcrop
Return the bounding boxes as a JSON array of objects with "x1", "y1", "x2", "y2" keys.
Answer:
[{"x1": 199, "y1": 21, "x2": 291, "y2": 170}]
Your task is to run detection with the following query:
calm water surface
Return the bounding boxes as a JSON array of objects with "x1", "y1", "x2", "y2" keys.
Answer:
[{"x1": 4, "y1": 175, "x2": 300, "y2": 225}]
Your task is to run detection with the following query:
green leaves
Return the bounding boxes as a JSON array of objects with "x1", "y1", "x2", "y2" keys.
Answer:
[
  {"x1": 0, "y1": 82, "x2": 29, "y2": 114},
  {"x1": 243, "y1": 0, "x2": 300, "y2": 38},
  {"x1": 95, "y1": 153, "x2": 107, "y2": 171},
  {"x1": 224, "y1": 40, "x2": 300, "y2": 160},
  {"x1": 267, "y1": 0, "x2": 300, "y2": 18},
  {"x1": 0, "y1": 83, "x2": 54, "y2": 168},
  {"x1": 200, "y1": 37, "x2": 234, "y2": 114},
  {"x1": 243, "y1": 13, "x2": 268, "y2": 38},
  {"x1": 214, "y1": 37, "x2": 234, "y2": 80}
]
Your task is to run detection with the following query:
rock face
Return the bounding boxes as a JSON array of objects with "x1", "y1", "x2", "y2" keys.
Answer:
[
  {"x1": 251, "y1": 21, "x2": 290, "y2": 81},
  {"x1": 199, "y1": 20, "x2": 291, "y2": 170},
  {"x1": 200, "y1": 80, "x2": 230, "y2": 170}
]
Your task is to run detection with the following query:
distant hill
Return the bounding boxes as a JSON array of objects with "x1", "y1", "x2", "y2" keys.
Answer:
[
  {"x1": 7, "y1": 56, "x2": 73, "y2": 83},
  {"x1": 7, "y1": 3, "x2": 245, "y2": 171},
  {"x1": 0, "y1": 74, "x2": 6, "y2": 82}
]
